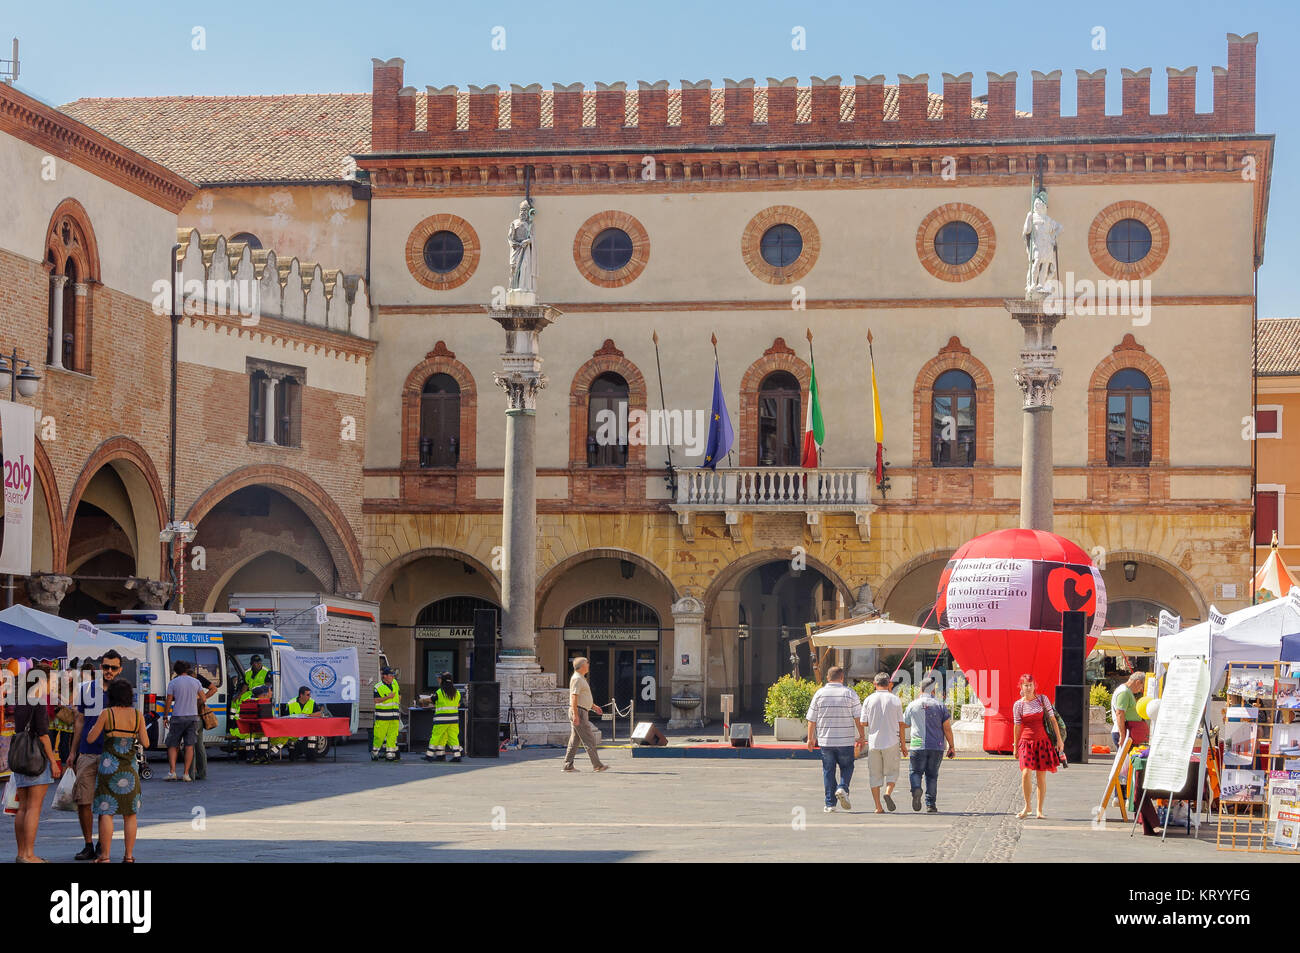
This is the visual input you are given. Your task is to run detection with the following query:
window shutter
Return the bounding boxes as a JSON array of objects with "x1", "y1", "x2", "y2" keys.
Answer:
[{"x1": 1255, "y1": 490, "x2": 1279, "y2": 546}]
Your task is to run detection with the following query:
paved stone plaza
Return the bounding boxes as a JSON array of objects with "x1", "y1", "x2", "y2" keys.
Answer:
[{"x1": 5, "y1": 745, "x2": 1293, "y2": 863}]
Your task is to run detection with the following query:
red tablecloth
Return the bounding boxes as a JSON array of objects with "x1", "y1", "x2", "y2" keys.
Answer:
[{"x1": 238, "y1": 717, "x2": 351, "y2": 737}]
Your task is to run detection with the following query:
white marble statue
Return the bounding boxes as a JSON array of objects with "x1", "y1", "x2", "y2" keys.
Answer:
[
  {"x1": 1022, "y1": 189, "x2": 1062, "y2": 298},
  {"x1": 508, "y1": 199, "x2": 537, "y2": 295}
]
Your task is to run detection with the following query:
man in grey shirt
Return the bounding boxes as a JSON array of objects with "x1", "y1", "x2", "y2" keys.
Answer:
[{"x1": 164, "y1": 660, "x2": 203, "y2": 781}]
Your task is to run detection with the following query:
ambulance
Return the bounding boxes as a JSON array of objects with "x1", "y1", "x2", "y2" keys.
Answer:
[{"x1": 94, "y1": 609, "x2": 361, "y2": 756}]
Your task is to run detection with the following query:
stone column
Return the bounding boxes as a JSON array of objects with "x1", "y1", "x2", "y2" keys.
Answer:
[
  {"x1": 72, "y1": 282, "x2": 88, "y2": 370},
  {"x1": 487, "y1": 307, "x2": 558, "y2": 661},
  {"x1": 264, "y1": 377, "x2": 279, "y2": 445},
  {"x1": 49, "y1": 275, "x2": 67, "y2": 369},
  {"x1": 668, "y1": 595, "x2": 706, "y2": 728},
  {"x1": 1007, "y1": 299, "x2": 1064, "y2": 532},
  {"x1": 27, "y1": 573, "x2": 74, "y2": 614}
]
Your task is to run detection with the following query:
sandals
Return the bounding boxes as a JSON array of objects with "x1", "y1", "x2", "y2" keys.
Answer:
[{"x1": 1015, "y1": 809, "x2": 1031, "y2": 819}]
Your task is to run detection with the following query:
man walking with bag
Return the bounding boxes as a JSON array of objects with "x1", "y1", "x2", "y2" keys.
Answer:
[{"x1": 806, "y1": 667, "x2": 865, "y2": 813}]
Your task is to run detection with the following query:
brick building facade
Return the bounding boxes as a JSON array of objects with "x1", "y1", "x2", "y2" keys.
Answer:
[{"x1": 1, "y1": 32, "x2": 1275, "y2": 722}]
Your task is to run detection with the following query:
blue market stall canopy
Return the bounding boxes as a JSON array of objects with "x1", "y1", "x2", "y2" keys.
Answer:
[
  {"x1": 1282, "y1": 632, "x2": 1300, "y2": 663},
  {"x1": 0, "y1": 619, "x2": 67, "y2": 659}
]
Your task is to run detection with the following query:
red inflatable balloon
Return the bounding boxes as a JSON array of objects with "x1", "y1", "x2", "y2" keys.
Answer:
[{"x1": 936, "y1": 529, "x2": 1106, "y2": 753}]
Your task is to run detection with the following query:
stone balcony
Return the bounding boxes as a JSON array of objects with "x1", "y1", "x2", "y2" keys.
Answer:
[{"x1": 670, "y1": 466, "x2": 877, "y2": 542}]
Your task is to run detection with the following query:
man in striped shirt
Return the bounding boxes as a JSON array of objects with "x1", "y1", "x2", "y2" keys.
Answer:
[{"x1": 806, "y1": 667, "x2": 865, "y2": 812}]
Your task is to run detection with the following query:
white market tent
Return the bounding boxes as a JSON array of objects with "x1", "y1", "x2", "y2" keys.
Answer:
[
  {"x1": 1156, "y1": 597, "x2": 1300, "y2": 686},
  {"x1": 0, "y1": 605, "x2": 145, "y2": 660},
  {"x1": 808, "y1": 616, "x2": 945, "y2": 650},
  {"x1": 1092, "y1": 624, "x2": 1158, "y2": 659}
]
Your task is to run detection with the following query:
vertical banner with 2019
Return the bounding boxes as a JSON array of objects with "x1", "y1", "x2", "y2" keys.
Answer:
[{"x1": 0, "y1": 400, "x2": 36, "y2": 576}]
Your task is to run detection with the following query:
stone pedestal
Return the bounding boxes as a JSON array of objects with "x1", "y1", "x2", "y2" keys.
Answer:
[
  {"x1": 497, "y1": 656, "x2": 597, "y2": 746},
  {"x1": 27, "y1": 573, "x2": 73, "y2": 614},
  {"x1": 669, "y1": 595, "x2": 706, "y2": 728},
  {"x1": 1007, "y1": 298, "x2": 1065, "y2": 532}
]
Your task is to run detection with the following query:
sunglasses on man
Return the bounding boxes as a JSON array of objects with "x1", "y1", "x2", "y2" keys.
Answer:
[{"x1": 101, "y1": 663, "x2": 121, "y2": 673}]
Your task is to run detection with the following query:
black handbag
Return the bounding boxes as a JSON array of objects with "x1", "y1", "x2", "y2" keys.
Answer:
[{"x1": 9, "y1": 710, "x2": 49, "y2": 777}]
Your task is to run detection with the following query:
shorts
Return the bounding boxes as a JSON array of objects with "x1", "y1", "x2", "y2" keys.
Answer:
[
  {"x1": 14, "y1": 759, "x2": 53, "y2": 788},
  {"x1": 867, "y1": 746, "x2": 901, "y2": 788},
  {"x1": 74, "y1": 753, "x2": 100, "y2": 804},
  {"x1": 165, "y1": 715, "x2": 200, "y2": 748}
]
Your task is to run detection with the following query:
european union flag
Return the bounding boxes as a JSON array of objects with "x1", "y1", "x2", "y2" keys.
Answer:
[{"x1": 703, "y1": 361, "x2": 733, "y2": 470}]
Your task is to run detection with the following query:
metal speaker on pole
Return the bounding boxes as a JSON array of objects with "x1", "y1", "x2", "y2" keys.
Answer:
[
  {"x1": 473, "y1": 607, "x2": 497, "y2": 682},
  {"x1": 467, "y1": 681, "x2": 500, "y2": 758}
]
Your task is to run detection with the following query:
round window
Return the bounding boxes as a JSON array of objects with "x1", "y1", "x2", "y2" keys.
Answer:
[
  {"x1": 760, "y1": 224, "x2": 803, "y2": 268},
  {"x1": 933, "y1": 221, "x2": 979, "y2": 266},
  {"x1": 591, "y1": 228, "x2": 634, "y2": 271},
  {"x1": 1106, "y1": 219, "x2": 1152, "y2": 264},
  {"x1": 423, "y1": 230, "x2": 465, "y2": 274}
]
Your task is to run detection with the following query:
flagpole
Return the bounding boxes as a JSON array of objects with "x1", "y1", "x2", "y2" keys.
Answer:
[
  {"x1": 651, "y1": 331, "x2": 676, "y2": 496},
  {"x1": 712, "y1": 332, "x2": 734, "y2": 468},
  {"x1": 806, "y1": 327, "x2": 820, "y2": 467}
]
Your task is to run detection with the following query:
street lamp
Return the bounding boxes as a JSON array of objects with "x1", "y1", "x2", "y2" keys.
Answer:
[
  {"x1": 1, "y1": 347, "x2": 41, "y2": 608},
  {"x1": 159, "y1": 520, "x2": 198, "y2": 615}
]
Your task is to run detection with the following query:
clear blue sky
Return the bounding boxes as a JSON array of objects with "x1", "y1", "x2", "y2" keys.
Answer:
[{"x1": 7, "y1": 0, "x2": 1296, "y2": 316}]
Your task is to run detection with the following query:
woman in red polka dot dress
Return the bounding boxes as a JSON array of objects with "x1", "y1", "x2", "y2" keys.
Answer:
[{"x1": 1012, "y1": 674, "x2": 1065, "y2": 819}]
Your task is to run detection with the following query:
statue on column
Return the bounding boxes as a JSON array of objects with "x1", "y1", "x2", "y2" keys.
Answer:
[
  {"x1": 1022, "y1": 189, "x2": 1062, "y2": 298},
  {"x1": 507, "y1": 199, "x2": 538, "y2": 298}
]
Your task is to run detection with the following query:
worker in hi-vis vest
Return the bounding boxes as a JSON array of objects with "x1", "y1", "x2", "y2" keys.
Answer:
[
  {"x1": 423, "y1": 672, "x2": 462, "y2": 763},
  {"x1": 244, "y1": 655, "x2": 270, "y2": 693},
  {"x1": 286, "y1": 685, "x2": 319, "y2": 761},
  {"x1": 372, "y1": 667, "x2": 401, "y2": 761}
]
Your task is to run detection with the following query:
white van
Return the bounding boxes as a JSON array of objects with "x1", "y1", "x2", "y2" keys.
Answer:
[{"x1": 95, "y1": 610, "x2": 359, "y2": 755}]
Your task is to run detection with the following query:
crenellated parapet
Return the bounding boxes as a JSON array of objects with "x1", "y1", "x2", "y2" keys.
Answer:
[
  {"x1": 369, "y1": 34, "x2": 1257, "y2": 155},
  {"x1": 174, "y1": 228, "x2": 371, "y2": 340}
]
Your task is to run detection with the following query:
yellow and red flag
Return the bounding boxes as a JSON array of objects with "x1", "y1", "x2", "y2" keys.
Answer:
[{"x1": 868, "y1": 330, "x2": 884, "y2": 484}]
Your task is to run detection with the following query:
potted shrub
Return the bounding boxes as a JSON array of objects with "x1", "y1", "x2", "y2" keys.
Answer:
[
  {"x1": 1089, "y1": 682, "x2": 1112, "y2": 728},
  {"x1": 764, "y1": 675, "x2": 818, "y2": 741}
]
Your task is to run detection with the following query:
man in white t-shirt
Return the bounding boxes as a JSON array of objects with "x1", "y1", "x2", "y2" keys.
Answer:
[{"x1": 859, "y1": 672, "x2": 908, "y2": 813}]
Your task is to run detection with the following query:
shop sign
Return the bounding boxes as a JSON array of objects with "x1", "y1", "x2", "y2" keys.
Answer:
[
  {"x1": 563, "y1": 627, "x2": 657, "y2": 642},
  {"x1": 415, "y1": 626, "x2": 475, "y2": 640}
]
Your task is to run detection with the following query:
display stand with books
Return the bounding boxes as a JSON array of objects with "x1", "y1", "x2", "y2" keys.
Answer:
[{"x1": 1216, "y1": 660, "x2": 1300, "y2": 854}]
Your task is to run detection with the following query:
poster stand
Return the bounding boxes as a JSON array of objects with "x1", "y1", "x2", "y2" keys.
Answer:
[
  {"x1": 1216, "y1": 660, "x2": 1299, "y2": 853},
  {"x1": 1098, "y1": 736, "x2": 1132, "y2": 823}
]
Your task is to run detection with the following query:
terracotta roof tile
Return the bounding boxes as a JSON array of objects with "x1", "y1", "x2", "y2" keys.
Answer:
[
  {"x1": 61, "y1": 93, "x2": 371, "y2": 183},
  {"x1": 1258, "y1": 318, "x2": 1300, "y2": 376}
]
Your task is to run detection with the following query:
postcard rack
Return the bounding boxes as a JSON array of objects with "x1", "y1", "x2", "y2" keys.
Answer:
[{"x1": 1216, "y1": 661, "x2": 1300, "y2": 853}]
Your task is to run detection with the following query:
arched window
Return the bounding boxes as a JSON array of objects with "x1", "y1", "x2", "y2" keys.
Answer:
[
  {"x1": 758, "y1": 371, "x2": 801, "y2": 467},
  {"x1": 1106, "y1": 369, "x2": 1152, "y2": 467},
  {"x1": 931, "y1": 369, "x2": 976, "y2": 466},
  {"x1": 587, "y1": 372, "x2": 629, "y2": 468},
  {"x1": 416, "y1": 596, "x2": 498, "y2": 628},
  {"x1": 230, "y1": 232, "x2": 263, "y2": 250},
  {"x1": 420, "y1": 373, "x2": 461, "y2": 468},
  {"x1": 564, "y1": 597, "x2": 660, "y2": 628},
  {"x1": 60, "y1": 258, "x2": 78, "y2": 370}
]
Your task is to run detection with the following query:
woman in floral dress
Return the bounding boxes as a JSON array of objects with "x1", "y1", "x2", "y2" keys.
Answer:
[{"x1": 86, "y1": 678, "x2": 149, "y2": 862}]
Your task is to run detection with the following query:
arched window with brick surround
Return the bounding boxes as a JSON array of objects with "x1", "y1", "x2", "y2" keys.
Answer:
[
  {"x1": 586, "y1": 373, "x2": 630, "y2": 468},
  {"x1": 568, "y1": 340, "x2": 647, "y2": 470},
  {"x1": 1088, "y1": 335, "x2": 1169, "y2": 470},
  {"x1": 420, "y1": 374, "x2": 461, "y2": 468},
  {"x1": 913, "y1": 338, "x2": 994, "y2": 469},
  {"x1": 401, "y1": 342, "x2": 476, "y2": 471},
  {"x1": 44, "y1": 199, "x2": 100, "y2": 374},
  {"x1": 738, "y1": 339, "x2": 810, "y2": 467}
]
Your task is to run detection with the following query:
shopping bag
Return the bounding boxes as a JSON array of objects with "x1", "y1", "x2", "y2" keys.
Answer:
[
  {"x1": 52, "y1": 764, "x2": 77, "y2": 812},
  {"x1": 2, "y1": 775, "x2": 16, "y2": 817}
]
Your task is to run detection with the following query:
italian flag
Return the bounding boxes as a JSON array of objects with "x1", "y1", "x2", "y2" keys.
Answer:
[{"x1": 800, "y1": 355, "x2": 824, "y2": 469}]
